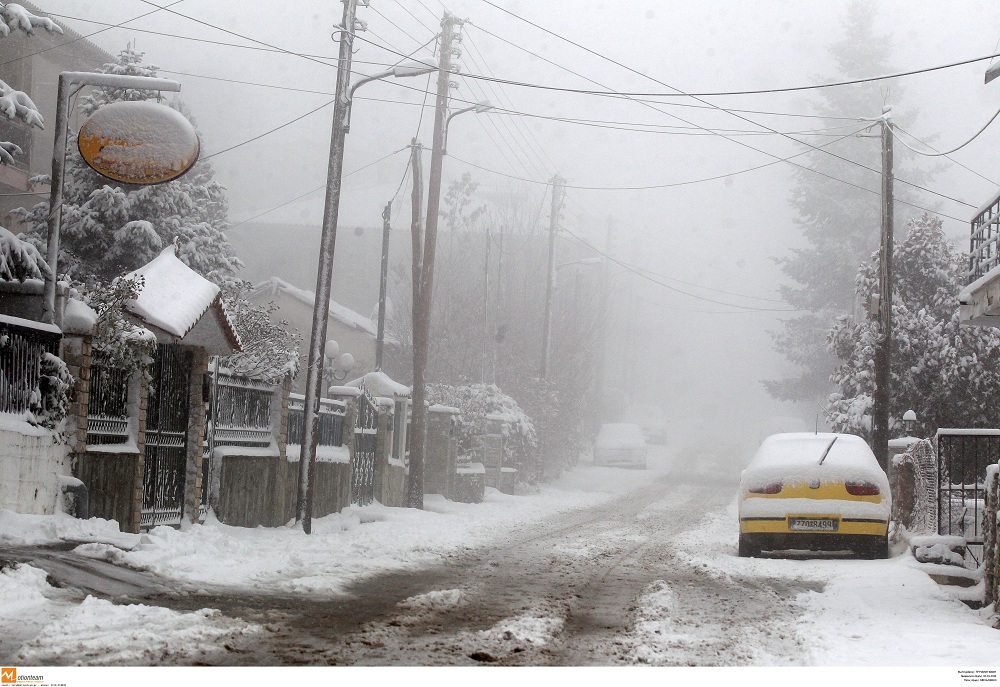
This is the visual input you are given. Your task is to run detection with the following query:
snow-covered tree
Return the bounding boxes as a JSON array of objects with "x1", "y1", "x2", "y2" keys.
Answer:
[
  {"x1": 220, "y1": 284, "x2": 301, "y2": 382},
  {"x1": 767, "y1": 2, "x2": 935, "y2": 405},
  {"x1": 0, "y1": 3, "x2": 61, "y2": 283},
  {"x1": 17, "y1": 48, "x2": 242, "y2": 291},
  {"x1": 826, "y1": 212, "x2": 1000, "y2": 439},
  {"x1": 427, "y1": 382, "x2": 538, "y2": 477}
]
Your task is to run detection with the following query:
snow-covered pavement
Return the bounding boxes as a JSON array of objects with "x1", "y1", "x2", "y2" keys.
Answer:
[{"x1": 1, "y1": 444, "x2": 999, "y2": 679}]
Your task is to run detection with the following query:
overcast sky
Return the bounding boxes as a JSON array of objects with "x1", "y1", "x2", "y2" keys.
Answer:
[{"x1": 33, "y1": 0, "x2": 1000, "y2": 449}]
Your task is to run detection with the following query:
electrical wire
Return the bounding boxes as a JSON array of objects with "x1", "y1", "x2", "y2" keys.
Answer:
[
  {"x1": 228, "y1": 146, "x2": 409, "y2": 230},
  {"x1": 892, "y1": 125, "x2": 1000, "y2": 187},
  {"x1": 890, "y1": 106, "x2": 1000, "y2": 157},
  {"x1": 559, "y1": 226, "x2": 800, "y2": 312},
  {"x1": 474, "y1": 3, "x2": 978, "y2": 213}
]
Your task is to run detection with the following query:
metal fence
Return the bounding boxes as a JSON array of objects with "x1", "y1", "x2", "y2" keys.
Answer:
[
  {"x1": 937, "y1": 429, "x2": 1000, "y2": 566},
  {"x1": 286, "y1": 393, "x2": 346, "y2": 447},
  {"x1": 0, "y1": 316, "x2": 61, "y2": 414},
  {"x1": 87, "y1": 359, "x2": 130, "y2": 445},
  {"x1": 210, "y1": 370, "x2": 275, "y2": 448},
  {"x1": 969, "y1": 192, "x2": 1000, "y2": 283}
]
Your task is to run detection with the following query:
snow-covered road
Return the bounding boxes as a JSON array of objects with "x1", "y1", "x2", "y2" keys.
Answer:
[{"x1": 1, "y1": 443, "x2": 999, "y2": 670}]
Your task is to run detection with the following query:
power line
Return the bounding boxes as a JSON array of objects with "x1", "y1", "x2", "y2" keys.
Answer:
[
  {"x1": 229, "y1": 147, "x2": 408, "y2": 230},
  {"x1": 890, "y1": 105, "x2": 1000, "y2": 157},
  {"x1": 0, "y1": 0, "x2": 185, "y2": 69},
  {"x1": 475, "y1": 3, "x2": 977, "y2": 212},
  {"x1": 559, "y1": 226, "x2": 800, "y2": 312},
  {"x1": 893, "y1": 125, "x2": 999, "y2": 187},
  {"x1": 155, "y1": 66, "x2": 868, "y2": 139}
]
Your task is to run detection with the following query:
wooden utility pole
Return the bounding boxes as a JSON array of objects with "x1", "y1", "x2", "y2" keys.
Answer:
[
  {"x1": 375, "y1": 200, "x2": 391, "y2": 370},
  {"x1": 408, "y1": 12, "x2": 462, "y2": 509},
  {"x1": 297, "y1": 0, "x2": 359, "y2": 533},
  {"x1": 872, "y1": 108, "x2": 894, "y2": 472},
  {"x1": 540, "y1": 174, "x2": 565, "y2": 380},
  {"x1": 409, "y1": 139, "x2": 424, "y2": 312}
]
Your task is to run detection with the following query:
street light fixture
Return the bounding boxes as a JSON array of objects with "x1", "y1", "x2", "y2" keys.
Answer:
[
  {"x1": 297, "y1": 25, "x2": 437, "y2": 533},
  {"x1": 344, "y1": 60, "x2": 439, "y2": 133},
  {"x1": 443, "y1": 100, "x2": 492, "y2": 155}
]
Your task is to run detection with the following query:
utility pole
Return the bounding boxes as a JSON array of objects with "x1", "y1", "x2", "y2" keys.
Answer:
[
  {"x1": 375, "y1": 200, "x2": 391, "y2": 370},
  {"x1": 483, "y1": 223, "x2": 491, "y2": 383},
  {"x1": 409, "y1": 139, "x2": 424, "y2": 316},
  {"x1": 595, "y1": 217, "x2": 614, "y2": 423},
  {"x1": 296, "y1": 0, "x2": 359, "y2": 533},
  {"x1": 408, "y1": 12, "x2": 462, "y2": 509},
  {"x1": 540, "y1": 174, "x2": 565, "y2": 380},
  {"x1": 872, "y1": 107, "x2": 894, "y2": 472}
]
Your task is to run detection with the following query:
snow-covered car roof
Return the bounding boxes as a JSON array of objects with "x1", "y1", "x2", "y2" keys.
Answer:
[{"x1": 742, "y1": 432, "x2": 887, "y2": 488}]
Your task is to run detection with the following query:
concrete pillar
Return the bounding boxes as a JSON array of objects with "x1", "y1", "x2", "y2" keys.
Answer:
[{"x1": 182, "y1": 347, "x2": 208, "y2": 527}]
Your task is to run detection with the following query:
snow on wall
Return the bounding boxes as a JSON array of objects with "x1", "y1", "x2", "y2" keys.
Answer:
[
  {"x1": 0, "y1": 418, "x2": 71, "y2": 515},
  {"x1": 125, "y1": 246, "x2": 219, "y2": 338}
]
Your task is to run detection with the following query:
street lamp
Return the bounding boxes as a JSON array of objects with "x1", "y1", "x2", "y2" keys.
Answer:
[
  {"x1": 344, "y1": 60, "x2": 439, "y2": 133},
  {"x1": 443, "y1": 100, "x2": 492, "y2": 155},
  {"x1": 323, "y1": 339, "x2": 355, "y2": 385},
  {"x1": 297, "y1": 12, "x2": 438, "y2": 533},
  {"x1": 44, "y1": 72, "x2": 181, "y2": 323}
]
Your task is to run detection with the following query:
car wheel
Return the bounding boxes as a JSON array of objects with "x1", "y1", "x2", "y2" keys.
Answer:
[
  {"x1": 738, "y1": 534, "x2": 760, "y2": 558},
  {"x1": 856, "y1": 535, "x2": 889, "y2": 560}
]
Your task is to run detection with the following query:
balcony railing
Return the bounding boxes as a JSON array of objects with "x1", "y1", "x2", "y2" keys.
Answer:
[{"x1": 969, "y1": 191, "x2": 1000, "y2": 284}]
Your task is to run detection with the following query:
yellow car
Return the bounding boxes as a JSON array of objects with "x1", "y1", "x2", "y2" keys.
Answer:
[{"x1": 738, "y1": 432, "x2": 891, "y2": 559}]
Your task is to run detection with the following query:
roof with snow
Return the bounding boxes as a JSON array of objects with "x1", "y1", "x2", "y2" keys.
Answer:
[
  {"x1": 251, "y1": 277, "x2": 377, "y2": 337},
  {"x1": 125, "y1": 247, "x2": 241, "y2": 355},
  {"x1": 345, "y1": 370, "x2": 410, "y2": 399}
]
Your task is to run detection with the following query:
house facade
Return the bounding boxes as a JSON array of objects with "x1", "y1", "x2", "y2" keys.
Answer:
[{"x1": 249, "y1": 277, "x2": 379, "y2": 393}]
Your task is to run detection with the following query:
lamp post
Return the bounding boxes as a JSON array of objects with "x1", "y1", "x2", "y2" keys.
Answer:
[
  {"x1": 296, "y1": 1, "x2": 438, "y2": 533},
  {"x1": 443, "y1": 100, "x2": 492, "y2": 155},
  {"x1": 44, "y1": 72, "x2": 181, "y2": 324}
]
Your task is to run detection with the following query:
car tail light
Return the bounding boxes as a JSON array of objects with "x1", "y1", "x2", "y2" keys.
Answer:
[
  {"x1": 749, "y1": 482, "x2": 782, "y2": 494},
  {"x1": 845, "y1": 481, "x2": 880, "y2": 496}
]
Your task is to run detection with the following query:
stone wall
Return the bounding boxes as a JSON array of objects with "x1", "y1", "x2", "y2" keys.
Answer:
[{"x1": 0, "y1": 421, "x2": 70, "y2": 515}]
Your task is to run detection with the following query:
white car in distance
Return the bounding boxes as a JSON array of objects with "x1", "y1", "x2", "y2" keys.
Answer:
[{"x1": 593, "y1": 423, "x2": 648, "y2": 469}]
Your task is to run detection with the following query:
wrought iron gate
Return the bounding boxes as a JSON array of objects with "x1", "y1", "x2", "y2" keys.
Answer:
[
  {"x1": 937, "y1": 429, "x2": 1000, "y2": 564},
  {"x1": 142, "y1": 344, "x2": 192, "y2": 529},
  {"x1": 352, "y1": 384, "x2": 378, "y2": 506}
]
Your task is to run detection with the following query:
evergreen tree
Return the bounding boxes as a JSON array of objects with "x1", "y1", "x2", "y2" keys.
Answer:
[
  {"x1": 767, "y1": 2, "x2": 931, "y2": 404},
  {"x1": 827, "y1": 213, "x2": 1000, "y2": 439},
  {"x1": 18, "y1": 48, "x2": 243, "y2": 291}
]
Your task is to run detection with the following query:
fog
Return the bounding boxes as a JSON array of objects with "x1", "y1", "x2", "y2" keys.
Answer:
[{"x1": 42, "y1": 0, "x2": 1000, "y2": 460}]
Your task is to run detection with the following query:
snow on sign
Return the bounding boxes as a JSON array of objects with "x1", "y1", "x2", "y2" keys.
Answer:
[{"x1": 78, "y1": 101, "x2": 200, "y2": 185}]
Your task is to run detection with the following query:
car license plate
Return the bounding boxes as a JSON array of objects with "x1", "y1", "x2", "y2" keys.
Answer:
[{"x1": 788, "y1": 517, "x2": 838, "y2": 532}]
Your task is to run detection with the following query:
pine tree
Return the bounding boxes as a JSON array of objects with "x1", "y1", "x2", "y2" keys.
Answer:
[
  {"x1": 827, "y1": 213, "x2": 1000, "y2": 439},
  {"x1": 767, "y1": 2, "x2": 932, "y2": 405},
  {"x1": 17, "y1": 48, "x2": 243, "y2": 291}
]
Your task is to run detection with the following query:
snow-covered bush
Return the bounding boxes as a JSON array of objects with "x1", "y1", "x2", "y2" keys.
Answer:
[
  {"x1": 426, "y1": 383, "x2": 537, "y2": 477},
  {"x1": 87, "y1": 275, "x2": 156, "y2": 384},
  {"x1": 826, "y1": 212, "x2": 1000, "y2": 439},
  {"x1": 28, "y1": 351, "x2": 73, "y2": 435},
  {"x1": 219, "y1": 284, "x2": 300, "y2": 382}
]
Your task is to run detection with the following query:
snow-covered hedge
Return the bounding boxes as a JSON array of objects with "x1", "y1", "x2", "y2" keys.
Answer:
[{"x1": 426, "y1": 383, "x2": 537, "y2": 476}]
